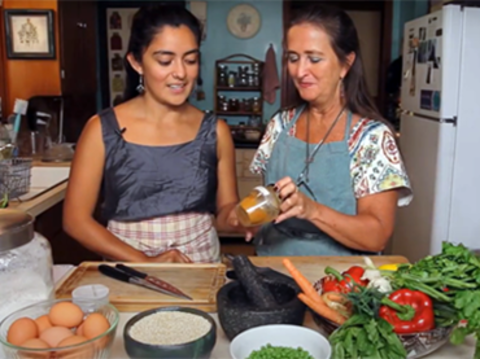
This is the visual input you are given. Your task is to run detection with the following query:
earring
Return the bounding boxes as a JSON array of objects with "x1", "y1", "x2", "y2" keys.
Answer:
[
  {"x1": 136, "y1": 74, "x2": 145, "y2": 93},
  {"x1": 339, "y1": 77, "x2": 345, "y2": 98}
]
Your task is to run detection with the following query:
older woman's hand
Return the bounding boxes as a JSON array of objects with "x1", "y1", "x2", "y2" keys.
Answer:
[{"x1": 274, "y1": 176, "x2": 317, "y2": 223}]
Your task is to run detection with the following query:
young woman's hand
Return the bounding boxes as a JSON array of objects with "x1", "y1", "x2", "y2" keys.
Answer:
[
  {"x1": 148, "y1": 249, "x2": 193, "y2": 263},
  {"x1": 227, "y1": 208, "x2": 260, "y2": 242},
  {"x1": 274, "y1": 176, "x2": 317, "y2": 223}
]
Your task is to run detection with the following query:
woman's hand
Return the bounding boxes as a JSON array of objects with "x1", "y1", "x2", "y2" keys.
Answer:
[
  {"x1": 274, "y1": 176, "x2": 317, "y2": 223},
  {"x1": 227, "y1": 207, "x2": 260, "y2": 242},
  {"x1": 148, "y1": 249, "x2": 193, "y2": 263}
]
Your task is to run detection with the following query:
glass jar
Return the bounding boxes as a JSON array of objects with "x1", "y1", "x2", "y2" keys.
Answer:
[
  {"x1": 0, "y1": 209, "x2": 54, "y2": 323},
  {"x1": 235, "y1": 185, "x2": 281, "y2": 227},
  {"x1": 252, "y1": 97, "x2": 261, "y2": 113},
  {"x1": 217, "y1": 65, "x2": 228, "y2": 86},
  {"x1": 247, "y1": 72, "x2": 255, "y2": 87},
  {"x1": 228, "y1": 71, "x2": 236, "y2": 88}
]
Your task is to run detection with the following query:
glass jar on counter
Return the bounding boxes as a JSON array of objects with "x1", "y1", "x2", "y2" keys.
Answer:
[{"x1": 0, "y1": 209, "x2": 54, "y2": 323}]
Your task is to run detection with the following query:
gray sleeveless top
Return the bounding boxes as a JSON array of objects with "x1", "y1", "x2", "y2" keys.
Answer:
[{"x1": 99, "y1": 108, "x2": 218, "y2": 222}]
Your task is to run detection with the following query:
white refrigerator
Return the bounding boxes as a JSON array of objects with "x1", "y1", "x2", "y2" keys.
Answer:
[{"x1": 391, "y1": 4, "x2": 480, "y2": 262}]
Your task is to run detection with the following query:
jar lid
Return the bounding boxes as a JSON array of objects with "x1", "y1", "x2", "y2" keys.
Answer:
[
  {"x1": 72, "y1": 284, "x2": 110, "y2": 312},
  {"x1": 0, "y1": 209, "x2": 34, "y2": 251}
]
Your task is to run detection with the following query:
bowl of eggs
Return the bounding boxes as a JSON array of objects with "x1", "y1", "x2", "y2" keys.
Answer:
[{"x1": 0, "y1": 298, "x2": 119, "y2": 359}]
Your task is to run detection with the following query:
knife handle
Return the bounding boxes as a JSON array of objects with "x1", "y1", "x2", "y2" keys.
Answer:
[
  {"x1": 116, "y1": 264, "x2": 147, "y2": 279},
  {"x1": 98, "y1": 264, "x2": 132, "y2": 283}
]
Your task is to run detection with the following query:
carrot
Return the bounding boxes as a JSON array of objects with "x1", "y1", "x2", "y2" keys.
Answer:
[
  {"x1": 298, "y1": 293, "x2": 347, "y2": 325},
  {"x1": 282, "y1": 258, "x2": 322, "y2": 303}
]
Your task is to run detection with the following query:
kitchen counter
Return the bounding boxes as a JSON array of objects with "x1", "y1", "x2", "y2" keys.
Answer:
[
  {"x1": 52, "y1": 256, "x2": 477, "y2": 359},
  {"x1": 8, "y1": 161, "x2": 71, "y2": 218}
]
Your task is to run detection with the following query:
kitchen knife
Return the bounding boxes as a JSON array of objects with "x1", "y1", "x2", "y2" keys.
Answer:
[
  {"x1": 115, "y1": 264, "x2": 193, "y2": 300},
  {"x1": 98, "y1": 265, "x2": 191, "y2": 300}
]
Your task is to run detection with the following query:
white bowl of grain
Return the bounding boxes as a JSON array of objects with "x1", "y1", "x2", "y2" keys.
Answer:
[{"x1": 123, "y1": 306, "x2": 216, "y2": 359}]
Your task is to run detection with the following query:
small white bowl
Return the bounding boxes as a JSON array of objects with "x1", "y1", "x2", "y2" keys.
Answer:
[{"x1": 230, "y1": 324, "x2": 331, "y2": 359}]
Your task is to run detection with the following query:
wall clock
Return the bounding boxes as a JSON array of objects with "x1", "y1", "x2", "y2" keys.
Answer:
[{"x1": 226, "y1": 4, "x2": 261, "y2": 39}]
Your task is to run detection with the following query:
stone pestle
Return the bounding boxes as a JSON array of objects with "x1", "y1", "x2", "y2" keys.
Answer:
[{"x1": 231, "y1": 255, "x2": 277, "y2": 309}]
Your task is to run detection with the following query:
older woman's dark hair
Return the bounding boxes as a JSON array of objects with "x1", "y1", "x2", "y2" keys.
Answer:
[
  {"x1": 288, "y1": 4, "x2": 384, "y2": 123},
  {"x1": 123, "y1": 4, "x2": 202, "y2": 102}
]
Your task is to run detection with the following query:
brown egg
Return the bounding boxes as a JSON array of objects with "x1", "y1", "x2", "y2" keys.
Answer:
[
  {"x1": 39, "y1": 326, "x2": 73, "y2": 347},
  {"x1": 82, "y1": 313, "x2": 110, "y2": 340},
  {"x1": 20, "y1": 338, "x2": 50, "y2": 349},
  {"x1": 7, "y1": 317, "x2": 39, "y2": 346},
  {"x1": 75, "y1": 322, "x2": 84, "y2": 336},
  {"x1": 57, "y1": 335, "x2": 93, "y2": 359},
  {"x1": 48, "y1": 302, "x2": 84, "y2": 328},
  {"x1": 34, "y1": 315, "x2": 52, "y2": 334},
  {"x1": 18, "y1": 338, "x2": 50, "y2": 359},
  {"x1": 57, "y1": 335, "x2": 88, "y2": 347}
]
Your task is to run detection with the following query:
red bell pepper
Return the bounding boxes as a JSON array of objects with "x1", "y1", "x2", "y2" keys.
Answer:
[
  {"x1": 379, "y1": 288, "x2": 435, "y2": 334},
  {"x1": 321, "y1": 266, "x2": 369, "y2": 293}
]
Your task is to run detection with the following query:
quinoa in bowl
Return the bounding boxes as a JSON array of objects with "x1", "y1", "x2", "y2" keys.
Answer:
[{"x1": 123, "y1": 306, "x2": 216, "y2": 359}]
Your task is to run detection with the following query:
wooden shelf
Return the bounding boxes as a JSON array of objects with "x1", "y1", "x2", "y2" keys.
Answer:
[
  {"x1": 214, "y1": 54, "x2": 264, "y2": 120},
  {"x1": 217, "y1": 86, "x2": 261, "y2": 92}
]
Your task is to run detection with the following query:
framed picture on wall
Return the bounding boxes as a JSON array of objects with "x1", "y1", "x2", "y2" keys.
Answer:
[{"x1": 3, "y1": 9, "x2": 56, "y2": 59}]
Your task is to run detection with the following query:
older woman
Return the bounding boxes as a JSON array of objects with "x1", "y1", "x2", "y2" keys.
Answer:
[{"x1": 248, "y1": 5, "x2": 412, "y2": 256}]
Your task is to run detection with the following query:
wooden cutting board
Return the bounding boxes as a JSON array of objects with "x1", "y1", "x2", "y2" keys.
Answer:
[{"x1": 55, "y1": 262, "x2": 226, "y2": 313}]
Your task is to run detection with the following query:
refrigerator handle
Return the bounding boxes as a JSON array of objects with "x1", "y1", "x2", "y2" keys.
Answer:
[{"x1": 443, "y1": 117, "x2": 457, "y2": 125}]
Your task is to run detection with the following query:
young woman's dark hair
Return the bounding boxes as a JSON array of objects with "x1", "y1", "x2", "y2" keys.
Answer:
[
  {"x1": 123, "y1": 4, "x2": 202, "y2": 102},
  {"x1": 287, "y1": 4, "x2": 386, "y2": 124}
]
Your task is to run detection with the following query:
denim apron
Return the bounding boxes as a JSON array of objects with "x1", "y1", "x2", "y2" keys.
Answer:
[{"x1": 255, "y1": 105, "x2": 362, "y2": 256}]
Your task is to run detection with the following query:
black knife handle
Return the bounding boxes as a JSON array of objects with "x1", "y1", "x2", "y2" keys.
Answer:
[
  {"x1": 98, "y1": 264, "x2": 132, "y2": 283},
  {"x1": 116, "y1": 264, "x2": 147, "y2": 279}
]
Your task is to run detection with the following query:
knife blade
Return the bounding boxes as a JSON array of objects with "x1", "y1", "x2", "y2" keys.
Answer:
[
  {"x1": 115, "y1": 264, "x2": 193, "y2": 300},
  {"x1": 98, "y1": 265, "x2": 191, "y2": 300}
]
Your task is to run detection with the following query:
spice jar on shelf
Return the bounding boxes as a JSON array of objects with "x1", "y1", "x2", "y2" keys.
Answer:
[
  {"x1": 217, "y1": 65, "x2": 228, "y2": 86},
  {"x1": 228, "y1": 98, "x2": 239, "y2": 112},
  {"x1": 0, "y1": 209, "x2": 54, "y2": 323},
  {"x1": 220, "y1": 97, "x2": 229, "y2": 112},
  {"x1": 252, "y1": 97, "x2": 261, "y2": 113},
  {"x1": 247, "y1": 72, "x2": 255, "y2": 87},
  {"x1": 252, "y1": 63, "x2": 261, "y2": 87},
  {"x1": 228, "y1": 71, "x2": 237, "y2": 88},
  {"x1": 217, "y1": 95, "x2": 226, "y2": 111},
  {"x1": 244, "y1": 98, "x2": 253, "y2": 112}
]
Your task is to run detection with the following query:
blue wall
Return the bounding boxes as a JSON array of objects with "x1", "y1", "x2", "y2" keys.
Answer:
[
  {"x1": 391, "y1": 0, "x2": 429, "y2": 60},
  {"x1": 187, "y1": 0, "x2": 283, "y2": 124},
  {"x1": 96, "y1": 1, "x2": 428, "y2": 116}
]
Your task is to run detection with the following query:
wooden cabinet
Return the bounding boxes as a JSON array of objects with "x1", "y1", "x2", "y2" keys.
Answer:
[
  {"x1": 34, "y1": 201, "x2": 102, "y2": 265},
  {"x1": 0, "y1": 0, "x2": 97, "y2": 137},
  {"x1": 58, "y1": 0, "x2": 98, "y2": 142},
  {"x1": 0, "y1": 3, "x2": 5, "y2": 119}
]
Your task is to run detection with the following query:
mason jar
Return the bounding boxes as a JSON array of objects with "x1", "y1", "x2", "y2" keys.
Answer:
[{"x1": 0, "y1": 209, "x2": 54, "y2": 323}]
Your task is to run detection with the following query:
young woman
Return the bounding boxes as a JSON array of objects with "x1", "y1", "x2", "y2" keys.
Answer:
[
  {"x1": 64, "y1": 4, "x2": 239, "y2": 263},
  {"x1": 243, "y1": 4, "x2": 412, "y2": 256}
]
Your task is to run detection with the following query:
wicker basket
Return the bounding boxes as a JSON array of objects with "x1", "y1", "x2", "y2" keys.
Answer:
[
  {"x1": 312, "y1": 279, "x2": 454, "y2": 359},
  {"x1": 0, "y1": 158, "x2": 33, "y2": 198}
]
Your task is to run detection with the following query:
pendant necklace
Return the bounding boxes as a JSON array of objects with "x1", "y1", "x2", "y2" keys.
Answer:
[{"x1": 296, "y1": 106, "x2": 346, "y2": 186}]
